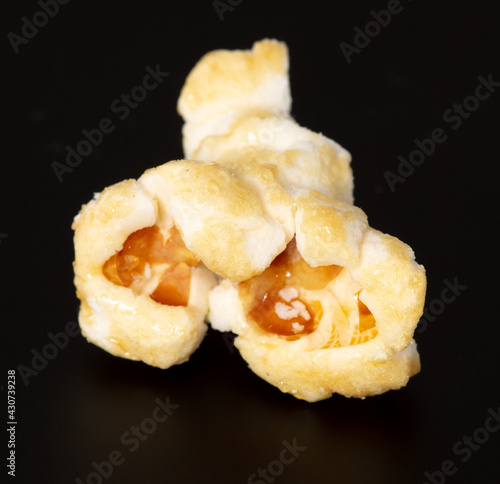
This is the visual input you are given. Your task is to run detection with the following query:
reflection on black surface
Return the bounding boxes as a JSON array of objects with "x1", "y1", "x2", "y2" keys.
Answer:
[
  {"x1": 6, "y1": 1, "x2": 498, "y2": 481},
  {"x1": 61, "y1": 329, "x2": 419, "y2": 484}
]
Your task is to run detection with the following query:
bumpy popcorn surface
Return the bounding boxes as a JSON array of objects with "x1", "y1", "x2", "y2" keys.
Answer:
[{"x1": 73, "y1": 39, "x2": 426, "y2": 401}]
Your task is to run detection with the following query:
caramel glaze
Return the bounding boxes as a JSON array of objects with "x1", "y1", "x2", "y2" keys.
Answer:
[
  {"x1": 239, "y1": 239, "x2": 377, "y2": 345},
  {"x1": 102, "y1": 225, "x2": 199, "y2": 306}
]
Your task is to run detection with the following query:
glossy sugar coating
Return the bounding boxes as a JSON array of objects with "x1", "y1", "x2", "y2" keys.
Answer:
[
  {"x1": 178, "y1": 39, "x2": 353, "y2": 206},
  {"x1": 179, "y1": 40, "x2": 426, "y2": 400},
  {"x1": 73, "y1": 40, "x2": 426, "y2": 401},
  {"x1": 73, "y1": 164, "x2": 217, "y2": 369},
  {"x1": 154, "y1": 160, "x2": 288, "y2": 282},
  {"x1": 208, "y1": 192, "x2": 425, "y2": 401}
]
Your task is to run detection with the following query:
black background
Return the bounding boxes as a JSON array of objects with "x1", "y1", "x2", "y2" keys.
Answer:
[{"x1": 3, "y1": 1, "x2": 499, "y2": 483}]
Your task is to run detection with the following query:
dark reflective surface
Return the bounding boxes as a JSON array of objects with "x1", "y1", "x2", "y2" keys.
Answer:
[{"x1": 4, "y1": 1, "x2": 499, "y2": 483}]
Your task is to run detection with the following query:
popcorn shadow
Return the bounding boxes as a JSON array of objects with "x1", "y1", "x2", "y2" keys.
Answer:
[{"x1": 72, "y1": 324, "x2": 419, "y2": 483}]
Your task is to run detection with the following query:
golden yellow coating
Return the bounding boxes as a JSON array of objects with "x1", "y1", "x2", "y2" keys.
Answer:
[
  {"x1": 208, "y1": 192, "x2": 426, "y2": 401},
  {"x1": 192, "y1": 113, "x2": 354, "y2": 205},
  {"x1": 155, "y1": 160, "x2": 287, "y2": 282},
  {"x1": 73, "y1": 163, "x2": 217, "y2": 369},
  {"x1": 236, "y1": 336, "x2": 421, "y2": 401},
  {"x1": 296, "y1": 192, "x2": 426, "y2": 352},
  {"x1": 73, "y1": 39, "x2": 426, "y2": 402},
  {"x1": 178, "y1": 39, "x2": 353, "y2": 205},
  {"x1": 178, "y1": 39, "x2": 290, "y2": 122},
  {"x1": 177, "y1": 39, "x2": 425, "y2": 400},
  {"x1": 73, "y1": 158, "x2": 290, "y2": 369}
]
